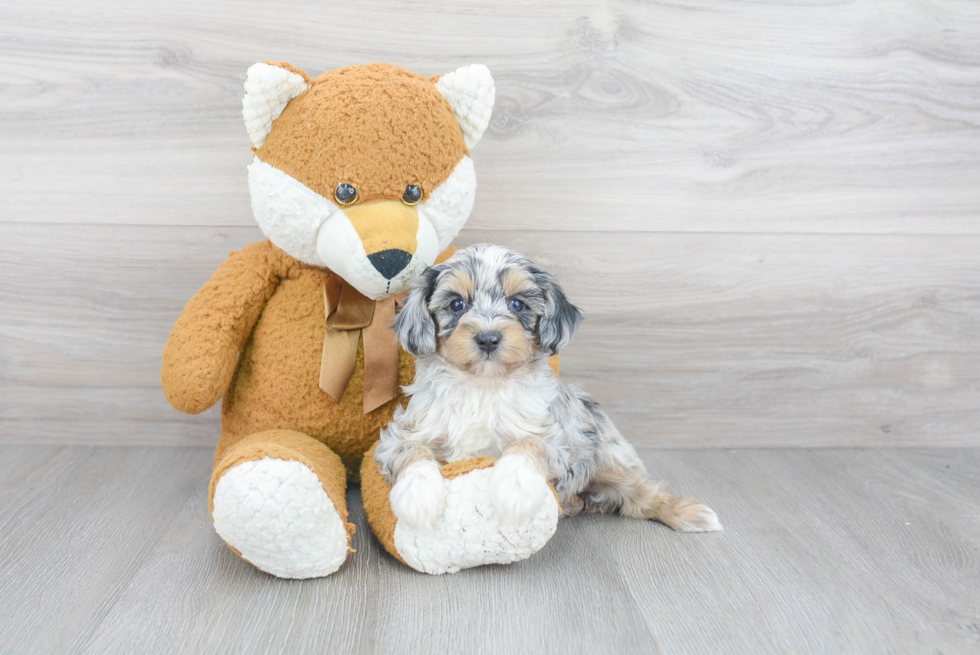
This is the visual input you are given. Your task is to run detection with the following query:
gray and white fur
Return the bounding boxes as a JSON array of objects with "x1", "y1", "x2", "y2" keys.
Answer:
[{"x1": 375, "y1": 244, "x2": 722, "y2": 532}]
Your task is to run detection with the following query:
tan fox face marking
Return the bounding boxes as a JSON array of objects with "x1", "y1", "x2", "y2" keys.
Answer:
[{"x1": 342, "y1": 200, "x2": 420, "y2": 262}]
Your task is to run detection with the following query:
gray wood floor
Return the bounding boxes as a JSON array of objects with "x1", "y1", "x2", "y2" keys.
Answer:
[{"x1": 1, "y1": 446, "x2": 977, "y2": 654}]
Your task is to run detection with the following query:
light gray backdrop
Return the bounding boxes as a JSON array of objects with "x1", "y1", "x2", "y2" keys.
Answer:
[{"x1": 2, "y1": 0, "x2": 978, "y2": 447}]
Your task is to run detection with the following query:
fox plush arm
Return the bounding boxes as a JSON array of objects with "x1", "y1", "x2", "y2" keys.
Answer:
[{"x1": 162, "y1": 241, "x2": 282, "y2": 414}]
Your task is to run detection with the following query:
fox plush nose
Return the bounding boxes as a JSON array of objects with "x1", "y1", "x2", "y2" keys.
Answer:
[
  {"x1": 342, "y1": 200, "x2": 419, "y2": 279},
  {"x1": 368, "y1": 249, "x2": 412, "y2": 279}
]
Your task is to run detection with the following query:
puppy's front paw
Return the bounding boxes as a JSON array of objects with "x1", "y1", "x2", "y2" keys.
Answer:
[
  {"x1": 491, "y1": 454, "x2": 551, "y2": 525},
  {"x1": 389, "y1": 461, "x2": 446, "y2": 531}
]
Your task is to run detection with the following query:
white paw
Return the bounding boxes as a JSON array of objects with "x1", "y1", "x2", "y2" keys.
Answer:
[
  {"x1": 389, "y1": 461, "x2": 447, "y2": 531},
  {"x1": 689, "y1": 505, "x2": 723, "y2": 532},
  {"x1": 674, "y1": 503, "x2": 724, "y2": 533},
  {"x1": 490, "y1": 454, "x2": 552, "y2": 525}
]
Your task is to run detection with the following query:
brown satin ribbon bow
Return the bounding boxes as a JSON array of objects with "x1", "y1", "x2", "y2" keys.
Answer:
[{"x1": 318, "y1": 276, "x2": 400, "y2": 414}]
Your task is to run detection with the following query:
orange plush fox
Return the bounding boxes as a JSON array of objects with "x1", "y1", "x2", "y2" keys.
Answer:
[{"x1": 161, "y1": 62, "x2": 496, "y2": 578}]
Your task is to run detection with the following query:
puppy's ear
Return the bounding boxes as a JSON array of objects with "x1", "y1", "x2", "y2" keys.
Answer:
[
  {"x1": 533, "y1": 268, "x2": 582, "y2": 355},
  {"x1": 394, "y1": 266, "x2": 441, "y2": 357}
]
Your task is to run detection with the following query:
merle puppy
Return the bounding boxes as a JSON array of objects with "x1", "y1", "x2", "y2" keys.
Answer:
[{"x1": 374, "y1": 244, "x2": 722, "y2": 533}]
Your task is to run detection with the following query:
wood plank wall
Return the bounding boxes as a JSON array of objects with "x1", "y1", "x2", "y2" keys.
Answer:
[{"x1": 2, "y1": 0, "x2": 979, "y2": 447}]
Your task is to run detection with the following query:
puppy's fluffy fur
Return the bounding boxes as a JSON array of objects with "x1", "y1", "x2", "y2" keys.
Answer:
[{"x1": 375, "y1": 244, "x2": 721, "y2": 533}]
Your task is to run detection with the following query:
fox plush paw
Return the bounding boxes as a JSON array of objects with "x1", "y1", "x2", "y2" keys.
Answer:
[
  {"x1": 362, "y1": 448, "x2": 560, "y2": 575},
  {"x1": 211, "y1": 457, "x2": 350, "y2": 579}
]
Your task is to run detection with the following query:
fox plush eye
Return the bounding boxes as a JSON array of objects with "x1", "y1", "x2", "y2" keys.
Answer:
[
  {"x1": 402, "y1": 185, "x2": 422, "y2": 205},
  {"x1": 450, "y1": 298, "x2": 467, "y2": 313},
  {"x1": 335, "y1": 183, "x2": 358, "y2": 205},
  {"x1": 508, "y1": 298, "x2": 525, "y2": 312}
]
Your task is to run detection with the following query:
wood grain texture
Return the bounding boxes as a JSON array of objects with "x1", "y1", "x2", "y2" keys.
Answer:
[
  {"x1": 0, "y1": 446, "x2": 977, "y2": 654},
  {"x1": 2, "y1": 223, "x2": 978, "y2": 447},
  {"x1": 1, "y1": 0, "x2": 979, "y2": 233},
  {"x1": 0, "y1": 446, "x2": 212, "y2": 653}
]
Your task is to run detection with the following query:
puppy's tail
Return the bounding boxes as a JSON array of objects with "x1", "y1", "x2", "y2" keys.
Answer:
[{"x1": 587, "y1": 466, "x2": 722, "y2": 532}]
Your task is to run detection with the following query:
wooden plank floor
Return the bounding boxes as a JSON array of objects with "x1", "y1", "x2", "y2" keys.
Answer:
[{"x1": 0, "y1": 447, "x2": 976, "y2": 654}]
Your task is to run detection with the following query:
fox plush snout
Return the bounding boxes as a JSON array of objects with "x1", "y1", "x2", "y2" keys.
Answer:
[{"x1": 342, "y1": 200, "x2": 424, "y2": 280}]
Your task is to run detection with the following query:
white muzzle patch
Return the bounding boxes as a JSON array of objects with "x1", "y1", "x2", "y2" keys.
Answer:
[{"x1": 248, "y1": 158, "x2": 330, "y2": 267}]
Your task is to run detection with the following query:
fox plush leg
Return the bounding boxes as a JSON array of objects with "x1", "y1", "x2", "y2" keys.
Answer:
[
  {"x1": 361, "y1": 443, "x2": 561, "y2": 575},
  {"x1": 209, "y1": 430, "x2": 355, "y2": 579}
]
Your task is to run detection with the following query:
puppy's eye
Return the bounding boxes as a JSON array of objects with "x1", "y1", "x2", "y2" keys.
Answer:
[
  {"x1": 335, "y1": 183, "x2": 358, "y2": 205},
  {"x1": 402, "y1": 185, "x2": 422, "y2": 205},
  {"x1": 508, "y1": 298, "x2": 525, "y2": 312},
  {"x1": 450, "y1": 298, "x2": 467, "y2": 313}
]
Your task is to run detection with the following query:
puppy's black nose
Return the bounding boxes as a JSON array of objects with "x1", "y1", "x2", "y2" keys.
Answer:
[
  {"x1": 368, "y1": 249, "x2": 412, "y2": 280},
  {"x1": 474, "y1": 331, "x2": 502, "y2": 354}
]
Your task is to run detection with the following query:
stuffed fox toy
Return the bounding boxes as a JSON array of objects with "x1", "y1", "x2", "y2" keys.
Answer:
[{"x1": 162, "y1": 61, "x2": 561, "y2": 577}]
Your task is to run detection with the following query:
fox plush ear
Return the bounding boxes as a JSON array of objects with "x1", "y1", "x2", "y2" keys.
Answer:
[
  {"x1": 242, "y1": 62, "x2": 310, "y2": 148},
  {"x1": 435, "y1": 65, "x2": 496, "y2": 149}
]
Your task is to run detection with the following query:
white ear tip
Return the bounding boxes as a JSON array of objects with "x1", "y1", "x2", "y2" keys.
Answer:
[
  {"x1": 436, "y1": 64, "x2": 496, "y2": 150},
  {"x1": 242, "y1": 63, "x2": 308, "y2": 148}
]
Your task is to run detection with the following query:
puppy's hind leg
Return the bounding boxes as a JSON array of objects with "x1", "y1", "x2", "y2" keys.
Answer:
[
  {"x1": 560, "y1": 494, "x2": 586, "y2": 518},
  {"x1": 586, "y1": 465, "x2": 722, "y2": 532}
]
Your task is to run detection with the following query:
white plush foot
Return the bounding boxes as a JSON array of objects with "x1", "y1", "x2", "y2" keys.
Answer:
[
  {"x1": 393, "y1": 465, "x2": 560, "y2": 574},
  {"x1": 389, "y1": 460, "x2": 447, "y2": 531},
  {"x1": 490, "y1": 454, "x2": 552, "y2": 526},
  {"x1": 211, "y1": 457, "x2": 349, "y2": 579}
]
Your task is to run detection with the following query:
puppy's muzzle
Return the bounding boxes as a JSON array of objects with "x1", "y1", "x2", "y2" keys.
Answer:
[{"x1": 474, "y1": 331, "x2": 502, "y2": 354}]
